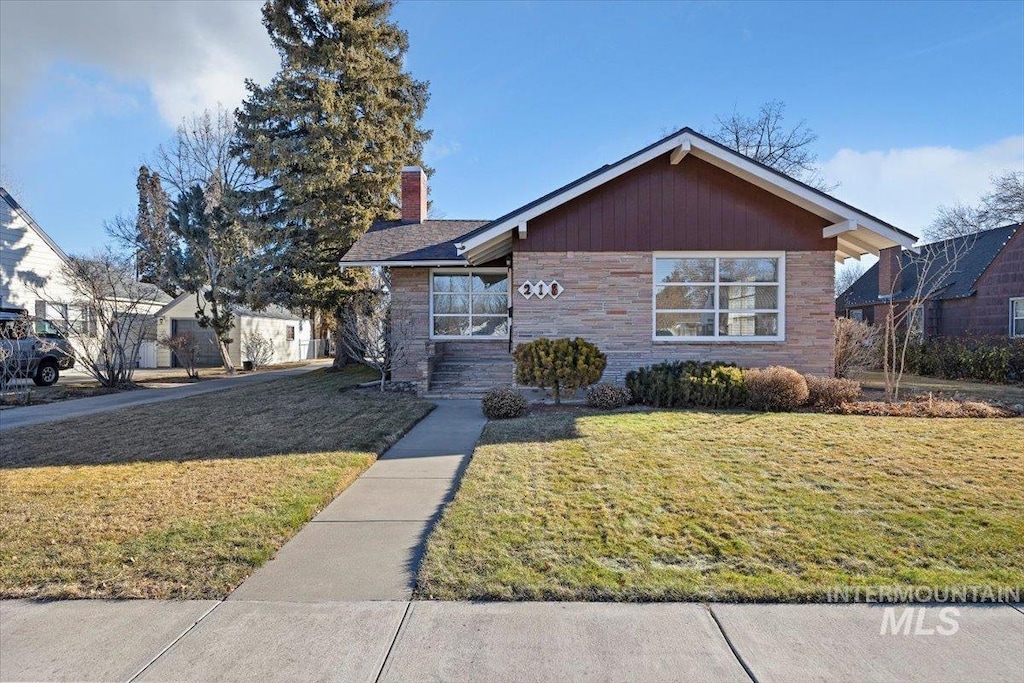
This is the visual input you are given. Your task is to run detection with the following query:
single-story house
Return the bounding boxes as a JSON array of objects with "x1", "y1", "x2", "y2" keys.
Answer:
[
  {"x1": 153, "y1": 293, "x2": 314, "y2": 368},
  {"x1": 341, "y1": 127, "x2": 917, "y2": 394},
  {"x1": 836, "y1": 223, "x2": 1022, "y2": 338},
  {"x1": 1, "y1": 187, "x2": 171, "y2": 367}
]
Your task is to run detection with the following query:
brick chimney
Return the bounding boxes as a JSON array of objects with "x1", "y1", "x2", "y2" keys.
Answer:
[
  {"x1": 401, "y1": 166, "x2": 427, "y2": 223},
  {"x1": 877, "y1": 246, "x2": 903, "y2": 297}
]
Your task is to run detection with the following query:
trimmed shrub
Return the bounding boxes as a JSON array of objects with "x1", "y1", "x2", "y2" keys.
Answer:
[
  {"x1": 625, "y1": 361, "x2": 747, "y2": 409},
  {"x1": 481, "y1": 387, "x2": 528, "y2": 420},
  {"x1": 834, "y1": 317, "x2": 879, "y2": 377},
  {"x1": 905, "y1": 336, "x2": 1024, "y2": 384},
  {"x1": 514, "y1": 337, "x2": 607, "y2": 404},
  {"x1": 804, "y1": 374, "x2": 861, "y2": 409},
  {"x1": 586, "y1": 383, "x2": 632, "y2": 410},
  {"x1": 744, "y1": 366, "x2": 809, "y2": 412}
]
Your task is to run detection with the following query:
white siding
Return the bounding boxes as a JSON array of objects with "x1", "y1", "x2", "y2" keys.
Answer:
[{"x1": 1, "y1": 197, "x2": 73, "y2": 311}]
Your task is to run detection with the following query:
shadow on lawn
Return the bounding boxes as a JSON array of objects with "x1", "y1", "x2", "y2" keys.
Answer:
[{"x1": 0, "y1": 371, "x2": 434, "y2": 470}]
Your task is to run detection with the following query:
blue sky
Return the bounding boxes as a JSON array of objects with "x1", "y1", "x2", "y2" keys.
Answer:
[{"x1": 1, "y1": 0, "x2": 1022, "y2": 255}]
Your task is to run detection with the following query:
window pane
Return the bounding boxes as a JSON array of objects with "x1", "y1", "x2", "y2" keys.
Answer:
[
  {"x1": 1015, "y1": 299, "x2": 1024, "y2": 317},
  {"x1": 433, "y1": 316, "x2": 471, "y2": 336},
  {"x1": 433, "y1": 293, "x2": 470, "y2": 314},
  {"x1": 472, "y1": 293, "x2": 508, "y2": 315},
  {"x1": 471, "y1": 316, "x2": 509, "y2": 337},
  {"x1": 655, "y1": 258, "x2": 714, "y2": 284},
  {"x1": 472, "y1": 273, "x2": 507, "y2": 292},
  {"x1": 720, "y1": 285, "x2": 778, "y2": 310},
  {"x1": 719, "y1": 258, "x2": 778, "y2": 283},
  {"x1": 654, "y1": 285, "x2": 714, "y2": 310},
  {"x1": 433, "y1": 274, "x2": 470, "y2": 293},
  {"x1": 719, "y1": 312, "x2": 778, "y2": 337},
  {"x1": 655, "y1": 312, "x2": 715, "y2": 337}
]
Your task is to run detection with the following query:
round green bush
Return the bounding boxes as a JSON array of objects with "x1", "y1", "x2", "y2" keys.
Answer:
[
  {"x1": 481, "y1": 387, "x2": 529, "y2": 419},
  {"x1": 744, "y1": 366, "x2": 809, "y2": 412},
  {"x1": 586, "y1": 383, "x2": 632, "y2": 410},
  {"x1": 513, "y1": 337, "x2": 607, "y2": 404}
]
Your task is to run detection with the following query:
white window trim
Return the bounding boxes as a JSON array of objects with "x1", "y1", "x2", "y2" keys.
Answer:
[
  {"x1": 429, "y1": 267, "x2": 510, "y2": 340},
  {"x1": 651, "y1": 251, "x2": 786, "y2": 343},
  {"x1": 1011, "y1": 297, "x2": 1024, "y2": 338}
]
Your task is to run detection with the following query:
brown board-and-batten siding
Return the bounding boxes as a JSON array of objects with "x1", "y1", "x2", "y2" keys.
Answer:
[
  {"x1": 511, "y1": 152, "x2": 838, "y2": 380},
  {"x1": 516, "y1": 154, "x2": 837, "y2": 253}
]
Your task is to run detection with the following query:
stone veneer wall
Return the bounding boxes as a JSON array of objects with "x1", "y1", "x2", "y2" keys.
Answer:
[
  {"x1": 511, "y1": 251, "x2": 835, "y2": 381},
  {"x1": 389, "y1": 267, "x2": 435, "y2": 389}
]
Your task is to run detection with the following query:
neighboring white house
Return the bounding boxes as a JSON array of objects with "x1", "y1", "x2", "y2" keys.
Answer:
[
  {"x1": 154, "y1": 292, "x2": 315, "y2": 368},
  {"x1": 1, "y1": 187, "x2": 75, "y2": 318},
  {"x1": 1, "y1": 187, "x2": 171, "y2": 367}
]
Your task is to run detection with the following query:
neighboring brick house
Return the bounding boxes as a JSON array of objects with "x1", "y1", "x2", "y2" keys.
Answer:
[
  {"x1": 342, "y1": 128, "x2": 916, "y2": 394},
  {"x1": 836, "y1": 224, "x2": 1023, "y2": 338}
]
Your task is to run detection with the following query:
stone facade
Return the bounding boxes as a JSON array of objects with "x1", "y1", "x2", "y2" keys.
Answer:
[
  {"x1": 511, "y1": 251, "x2": 835, "y2": 381},
  {"x1": 390, "y1": 267, "x2": 435, "y2": 389}
]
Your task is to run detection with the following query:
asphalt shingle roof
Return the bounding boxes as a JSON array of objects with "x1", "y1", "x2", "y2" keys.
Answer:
[
  {"x1": 836, "y1": 223, "x2": 1021, "y2": 309},
  {"x1": 341, "y1": 219, "x2": 489, "y2": 263}
]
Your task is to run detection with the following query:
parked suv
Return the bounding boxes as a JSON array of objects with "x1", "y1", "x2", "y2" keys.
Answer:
[{"x1": 0, "y1": 307, "x2": 76, "y2": 386}]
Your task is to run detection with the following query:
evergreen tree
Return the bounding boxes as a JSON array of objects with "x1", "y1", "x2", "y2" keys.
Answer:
[
  {"x1": 234, "y1": 0, "x2": 431, "y2": 368},
  {"x1": 133, "y1": 166, "x2": 174, "y2": 291}
]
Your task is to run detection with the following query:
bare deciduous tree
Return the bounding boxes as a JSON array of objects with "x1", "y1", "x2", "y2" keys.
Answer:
[
  {"x1": 335, "y1": 270, "x2": 411, "y2": 391},
  {"x1": 242, "y1": 331, "x2": 275, "y2": 369},
  {"x1": 835, "y1": 260, "x2": 865, "y2": 297},
  {"x1": 708, "y1": 100, "x2": 834, "y2": 190},
  {"x1": 834, "y1": 317, "x2": 878, "y2": 378},
  {"x1": 157, "y1": 332, "x2": 201, "y2": 379},
  {"x1": 880, "y1": 235, "x2": 976, "y2": 401},
  {"x1": 37, "y1": 250, "x2": 162, "y2": 388},
  {"x1": 927, "y1": 171, "x2": 1024, "y2": 240}
]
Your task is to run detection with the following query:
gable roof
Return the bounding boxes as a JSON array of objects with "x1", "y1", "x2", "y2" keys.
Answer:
[
  {"x1": 1, "y1": 186, "x2": 70, "y2": 263},
  {"x1": 455, "y1": 127, "x2": 918, "y2": 264},
  {"x1": 836, "y1": 223, "x2": 1021, "y2": 309},
  {"x1": 340, "y1": 219, "x2": 489, "y2": 266},
  {"x1": 154, "y1": 290, "x2": 305, "y2": 321}
]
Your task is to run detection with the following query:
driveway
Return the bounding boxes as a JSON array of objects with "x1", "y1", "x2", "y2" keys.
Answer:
[{"x1": 0, "y1": 360, "x2": 332, "y2": 431}]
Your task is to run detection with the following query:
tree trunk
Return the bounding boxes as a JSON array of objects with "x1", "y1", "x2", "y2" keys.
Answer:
[{"x1": 217, "y1": 338, "x2": 236, "y2": 375}]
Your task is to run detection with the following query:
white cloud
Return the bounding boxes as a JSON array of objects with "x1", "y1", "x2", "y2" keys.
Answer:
[
  {"x1": 0, "y1": 0, "x2": 277, "y2": 130},
  {"x1": 821, "y1": 136, "x2": 1024, "y2": 238}
]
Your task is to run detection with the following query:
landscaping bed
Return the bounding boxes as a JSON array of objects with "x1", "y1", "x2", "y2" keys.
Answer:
[
  {"x1": 417, "y1": 409, "x2": 1023, "y2": 602},
  {"x1": 0, "y1": 366, "x2": 434, "y2": 599}
]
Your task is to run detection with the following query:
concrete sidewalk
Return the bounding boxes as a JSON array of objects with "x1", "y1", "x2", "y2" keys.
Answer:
[
  {"x1": 0, "y1": 360, "x2": 331, "y2": 431},
  {"x1": 229, "y1": 399, "x2": 486, "y2": 602},
  {"x1": 2, "y1": 599, "x2": 1021, "y2": 682}
]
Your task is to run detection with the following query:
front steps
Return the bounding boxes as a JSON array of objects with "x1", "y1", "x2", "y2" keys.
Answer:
[{"x1": 424, "y1": 353, "x2": 514, "y2": 399}]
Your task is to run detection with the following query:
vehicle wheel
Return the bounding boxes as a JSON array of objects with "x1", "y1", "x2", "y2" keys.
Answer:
[{"x1": 33, "y1": 361, "x2": 59, "y2": 386}]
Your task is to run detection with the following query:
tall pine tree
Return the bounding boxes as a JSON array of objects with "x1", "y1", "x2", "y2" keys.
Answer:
[
  {"x1": 134, "y1": 166, "x2": 174, "y2": 291},
  {"x1": 234, "y1": 0, "x2": 431, "y2": 368}
]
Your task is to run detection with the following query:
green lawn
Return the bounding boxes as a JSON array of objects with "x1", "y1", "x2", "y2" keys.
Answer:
[
  {"x1": 0, "y1": 367, "x2": 433, "y2": 599},
  {"x1": 417, "y1": 409, "x2": 1024, "y2": 602}
]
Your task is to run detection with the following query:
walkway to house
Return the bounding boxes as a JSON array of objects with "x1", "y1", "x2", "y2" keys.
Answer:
[
  {"x1": 230, "y1": 399, "x2": 486, "y2": 601},
  {"x1": 0, "y1": 360, "x2": 332, "y2": 431},
  {"x1": 2, "y1": 400, "x2": 1022, "y2": 681}
]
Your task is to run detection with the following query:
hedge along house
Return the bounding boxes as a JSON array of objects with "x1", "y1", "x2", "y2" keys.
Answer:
[{"x1": 342, "y1": 128, "x2": 917, "y2": 395}]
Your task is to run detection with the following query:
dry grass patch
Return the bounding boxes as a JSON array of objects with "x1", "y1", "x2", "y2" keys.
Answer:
[
  {"x1": 418, "y1": 409, "x2": 1024, "y2": 602},
  {"x1": 0, "y1": 367, "x2": 433, "y2": 599}
]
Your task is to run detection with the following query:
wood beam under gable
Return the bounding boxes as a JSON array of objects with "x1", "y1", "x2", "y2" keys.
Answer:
[{"x1": 669, "y1": 140, "x2": 691, "y2": 165}]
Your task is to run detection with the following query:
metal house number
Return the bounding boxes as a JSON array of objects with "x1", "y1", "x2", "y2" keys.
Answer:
[{"x1": 518, "y1": 280, "x2": 562, "y2": 300}]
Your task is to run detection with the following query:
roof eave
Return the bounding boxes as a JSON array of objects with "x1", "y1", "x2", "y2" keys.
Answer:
[
  {"x1": 456, "y1": 130, "x2": 918, "y2": 263},
  {"x1": 339, "y1": 259, "x2": 468, "y2": 268}
]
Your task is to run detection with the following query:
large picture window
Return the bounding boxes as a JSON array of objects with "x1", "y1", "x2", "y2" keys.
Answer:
[
  {"x1": 431, "y1": 269, "x2": 509, "y2": 338},
  {"x1": 653, "y1": 253, "x2": 784, "y2": 341}
]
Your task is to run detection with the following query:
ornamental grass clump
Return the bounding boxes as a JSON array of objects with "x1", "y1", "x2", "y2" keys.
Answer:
[
  {"x1": 744, "y1": 366, "x2": 809, "y2": 412},
  {"x1": 625, "y1": 361, "x2": 747, "y2": 409},
  {"x1": 513, "y1": 337, "x2": 606, "y2": 404}
]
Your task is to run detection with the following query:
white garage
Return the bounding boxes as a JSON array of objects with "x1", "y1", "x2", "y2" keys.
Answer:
[{"x1": 154, "y1": 293, "x2": 316, "y2": 368}]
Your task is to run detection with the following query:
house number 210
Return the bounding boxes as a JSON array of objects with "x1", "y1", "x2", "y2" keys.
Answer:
[{"x1": 518, "y1": 280, "x2": 562, "y2": 299}]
